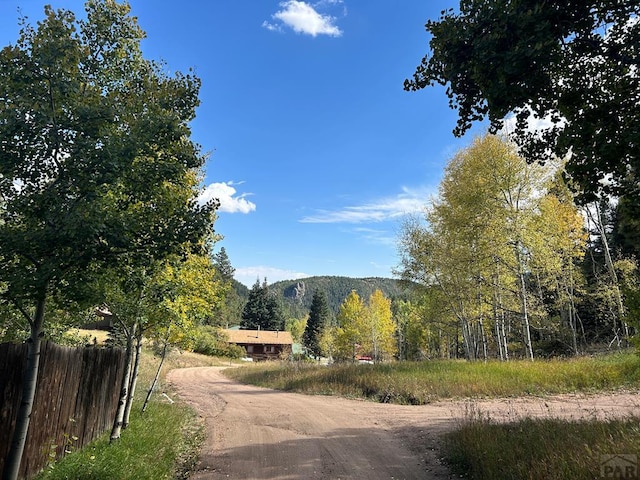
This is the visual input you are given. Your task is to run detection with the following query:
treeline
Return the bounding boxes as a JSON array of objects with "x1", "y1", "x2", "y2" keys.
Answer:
[
  {"x1": 212, "y1": 135, "x2": 640, "y2": 363},
  {"x1": 396, "y1": 135, "x2": 640, "y2": 361},
  {"x1": 211, "y1": 274, "x2": 412, "y2": 333},
  {"x1": 271, "y1": 276, "x2": 413, "y2": 318}
]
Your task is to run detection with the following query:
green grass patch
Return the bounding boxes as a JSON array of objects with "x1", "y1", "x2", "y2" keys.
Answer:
[
  {"x1": 443, "y1": 415, "x2": 640, "y2": 480},
  {"x1": 36, "y1": 401, "x2": 201, "y2": 480},
  {"x1": 225, "y1": 352, "x2": 640, "y2": 404},
  {"x1": 35, "y1": 347, "x2": 227, "y2": 480}
]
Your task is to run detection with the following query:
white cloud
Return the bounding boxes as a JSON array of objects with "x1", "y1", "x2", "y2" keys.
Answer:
[
  {"x1": 199, "y1": 181, "x2": 256, "y2": 214},
  {"x1": 299, "y1": 186, "x2": 431, "y2": 224},
  {"x1": 234, "y1": 266, "x2": 309, "y2": 287},
  {"x1": 261, "y1": 21, "x2": 282, "y2": 33},
  {"x1": 264, "y1": 1, "x2": 343, "y2": 37},
  {"x1": 353, "y1": 227, "x2": 396, "y2": 246},
  {"x1": 500, "y1": 109, "x2": 569, "y2": 162},
  {"x1": 501, "y1": 111, "x2": 560, "y2": 136}
]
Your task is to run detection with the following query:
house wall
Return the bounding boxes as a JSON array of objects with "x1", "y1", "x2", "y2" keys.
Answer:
[{"x1": 240, "y1": 343, "x2": 291, "y2": 360}]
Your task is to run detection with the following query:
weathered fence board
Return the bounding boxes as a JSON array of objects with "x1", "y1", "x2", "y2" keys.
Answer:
[{"x1": 0, "y1": 341, "x2": 125, "y2": 479}]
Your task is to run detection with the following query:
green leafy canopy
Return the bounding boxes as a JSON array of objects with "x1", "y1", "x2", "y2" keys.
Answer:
[
  {"x1": 0, "y1": 0, "x2": 218, "y2": 315},
  {"x1": 406, "y1": 1, "x2": 639, "y2": 202}
]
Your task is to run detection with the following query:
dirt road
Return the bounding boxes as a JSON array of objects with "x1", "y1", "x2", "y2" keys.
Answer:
[{"x1": 167, "y1": 366, "x2": 639, "y2": 480}]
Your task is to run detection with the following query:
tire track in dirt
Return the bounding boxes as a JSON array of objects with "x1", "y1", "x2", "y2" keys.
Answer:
[{"x1": 168, "y1": 366, "x2": 640, "y2": 480}]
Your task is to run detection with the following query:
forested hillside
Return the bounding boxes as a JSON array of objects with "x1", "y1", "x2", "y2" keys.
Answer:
[
  {"x1": 269, "y1": 276, "x2": 413, "y2": 319},
  {"x1": 231, "y1": 279, "x2": 250, "y2": 300}
]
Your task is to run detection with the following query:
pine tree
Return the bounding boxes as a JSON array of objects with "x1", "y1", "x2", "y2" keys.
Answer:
[
  {"x1": 211, "y1": 247, "x2": 242, "y2": 327},
  {"x1": 265, "y1": 285, "x2": 286, "y2": 331},
  {"x1": 241, "y1": 279, "x2": 267, "y2": 329},
  {"x1": 241, "y1": 279, "x2": 285, "y2": 331},
  {"x1": 303, "y1": 290, "x2": 331, "y2": 358},
  {"x1": 213, "y1": 247, "x2": 235, "y2": 283}
]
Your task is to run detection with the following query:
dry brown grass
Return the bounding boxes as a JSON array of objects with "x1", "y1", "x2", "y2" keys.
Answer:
[{"x1": 67, "y1": 328, "x2": 111, "y2": 344}]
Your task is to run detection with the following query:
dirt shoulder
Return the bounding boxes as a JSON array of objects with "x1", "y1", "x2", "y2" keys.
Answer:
[{"x1": 167, "y1": 366, "x2": 640, "y2": 480}]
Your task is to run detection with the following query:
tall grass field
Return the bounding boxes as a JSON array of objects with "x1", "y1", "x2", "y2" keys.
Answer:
[
  {"x1": 227, "y1": 353, "x2": 640, "y2": 479},
  {"x1": 444, "y1": 416, "x2": 640, "y2": 480},
  {"x1": 225, "y1": 353, "x2": 640, "y2": 403}
]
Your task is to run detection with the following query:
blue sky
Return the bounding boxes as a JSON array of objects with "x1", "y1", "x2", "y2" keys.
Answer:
[{"x1": 0, "y1": 1, "x2": 486, "y2": 287}]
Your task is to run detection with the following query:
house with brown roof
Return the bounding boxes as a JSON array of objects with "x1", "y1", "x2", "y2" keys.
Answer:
[{"x1": 224, "y1": 329, "x2": 293, "y2": 361}]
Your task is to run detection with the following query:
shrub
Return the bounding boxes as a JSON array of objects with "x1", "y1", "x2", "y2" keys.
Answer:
[{"x1": 191, "y1": 326, "x2": 244, "y2": 359}]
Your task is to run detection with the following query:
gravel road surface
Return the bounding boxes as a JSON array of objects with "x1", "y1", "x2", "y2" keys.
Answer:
[{"x1": 168, "y1": 366, "x2": 639, "y2": 480}]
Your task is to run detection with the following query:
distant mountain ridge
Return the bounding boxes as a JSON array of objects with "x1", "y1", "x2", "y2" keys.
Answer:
[
  {"x1": 269, "y1": 276, "x2": 414, "y2": 318},
  {"x1": 231, "y1": 278, "x2": 249, "y2": 299}
]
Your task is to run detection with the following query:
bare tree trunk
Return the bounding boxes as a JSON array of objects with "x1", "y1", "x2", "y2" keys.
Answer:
[
  {"x1": 397, "y1": 321, "x2": 406, "y2": 362},
  {"x1": 566, "y1": 267, "x2": 579, "y2": 355},
  {"x1": 519, "y1": 270, "x2": 534, "y2": 360},
  {"x1": 123, "y1": 332, "x2": 143, "y2": 429},
  {"x1": 142, "y1": 331, "x2": 171, "y2": 413},
  {"x1": 460, "y1": 315, "x2": 477, "y2": 361},
  {"x1": 3, "y1": 296, "x2": 46, "y2": 480},
  {"x1": 476, "y1": 288, "x2": 488, "y2": 360},
  {"x1": 500, "y1": 314, "x2": 509, "y2": 361},
  {"x1": 111, "y1": 322, "x2": 136, "y2": 443},
  {"x1": 514, "y1": 246, "x2": 534, "y2": 361},
  {"x1": 493, "y1": 262, "x2": 509, "y2": 361},
  {"x1": 493, "y1": 286, "x2": 503, "y2": 361},
  {"x1": 587, "y1": 203, "x2": 629, "y2": 344},
  {"x1": 478, "y1": 318, "x2": 488, "y2": 361},
  {"x1": 494, "y1": 319, "x2": 502, "y2": 360},
  {"x1": 499, "y1": 302, "x2": 510, "y2": 361},
  {"x1": 370, "y1": 325, "x2": 379, "y2": 363},
  {"x1": 569, "y1": 297, "x2": 578, "y2": 355}
]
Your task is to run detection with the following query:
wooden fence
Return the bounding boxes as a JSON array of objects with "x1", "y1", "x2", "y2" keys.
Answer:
[{"x1": 0, "y1": 341, "x2": 125, "y2": 479}]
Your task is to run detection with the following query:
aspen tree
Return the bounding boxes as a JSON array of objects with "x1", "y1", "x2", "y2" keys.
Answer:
[{"x1": 0, "y1": 2, "x2": 216, "y2": 474}]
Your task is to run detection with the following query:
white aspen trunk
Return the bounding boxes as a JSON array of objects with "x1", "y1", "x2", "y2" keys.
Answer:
[
  {"x1": 477, "y1": 288, "x2": 488, "y2": 360},
  {"x1": 471, "y1": 321, "x2": 479, "y2": 359},
  {"x1": 3, "y1": 296, "x2": 46, "y2": 480},
  {"x1": 397, "y1": 321, "x2": 405, "y2": 362},
  {"x1": 142, "y1": 328, "x2": 171, "y2": 413},
  {"x1": 142, "y1": 343, "x2": 168, "y2": 412},
  {"x1": 494, "y1": 313, "x2": 503, "y2": 361},
  {"x1": 590, "y1": 203, "x2": 629, "y2": 343},
  {"x1": 500, "y1": 315, "x2": 509, "y2": 362},
  {"x1": 566, "y1": 266, "x2": 579, "y2": 355},
  {"x1": 569, "y1": 274, "x2": 588, "y2": 353},
  {"x1": 569, "y1": 299, "x2": 578, "y2": 355},
  {"x1": 123, "y1": 332, "x2": 142, "y2": 429},
  {"x1": 494, "y1": 320, "x2": 502, "y2": 360},
  {"x1": 514, "y1": 246, "x2": 534, "y2": 360},
  {"x1": 460, "y1": 317, "x2": 476, "y2": 360},
  {"x1": 519, "y1": 270, "x2": 534, "y2": 360},
  {"x1": 478, "y1": 317, "x2": 488, "y2": 361},
  {"x1": 493, "y1": 262, "x2": 509, "y2": 361},
  {"x1": 492, "y1": 276, "x2": 503, "y2": 361},
  {"x1": 370, "y1": 323, "x2": 378, "y2": 362},
  {"x1": 498, "y1": 275, "x2": 510, "y2": 362},
  {"x1": 110, "y1": 322, "x2": 136, "y2": 443},
  {"x1": 493, "y1": 298, "x2": 504, "y2": 360}
]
